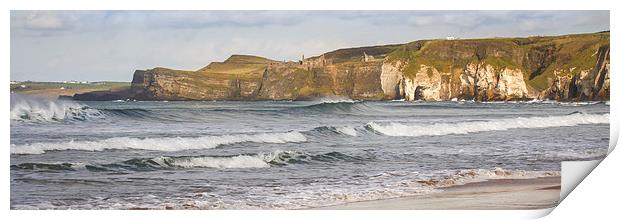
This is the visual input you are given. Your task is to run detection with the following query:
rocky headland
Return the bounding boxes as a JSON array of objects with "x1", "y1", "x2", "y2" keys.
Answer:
[{"x1": 73, "y1": 31, "x2": 610, "y2": 101}]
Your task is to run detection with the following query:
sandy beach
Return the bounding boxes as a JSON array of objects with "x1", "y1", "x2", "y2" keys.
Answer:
[{"x1": 315, "y1": 176, "x2": 560, "y2": 210}]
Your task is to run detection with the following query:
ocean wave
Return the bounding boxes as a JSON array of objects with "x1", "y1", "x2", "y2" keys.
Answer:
[
  {"x1": 97, "y1": 108, "x2": 178, "y2": 121},
  {"x1": 293, "y1": 100, "x2": 385, "y2": 116},
  {"x1": 310, "y1": 126, "x2": 358, "y2": 136},
  {"x1": 127, "y1": 151, "x2": 312, "y2": 169},
  {"x1": 479, "y1": 100, "x2": 606, "y2": 106},
  {"x1": 366, "y1": 113, "x2": 609, "y2": 137},
  {"x1": 415, "y1": 168, "x2": 560, "y2": 188},
  {"x1": 100, "y1": 108, "x2": 152, "y2": 117},
  {"x1": 557, "y1": 101, "x2": 606, "y2": 106},
  {"x1": 11, "y1": 155, "x2": 279, "y2": 171},
  {"x1": 126, "y1": 155, "x2": 272, "y2": 169},
  {"x1": 313, "y1": 97, "x2": 360, "y2": 104},
  {"x1": 11, "y1": 150, "x2": 370, "y2": 171},
  {"x1": 10, "y1": 94, "x2": 104, "y2": 122},
  {"x1": 539, "y1": 148, "x2": 608, "y2": 162},
  {"x1": 177, "y1": 168, "x2": 558, "y2": 209},
  {"x1": 10, "y1": 163, "x2": 559, "y2": 210},
  {"x1": 123, "y1": 151, "x2": 366, "y2": 169},
  {"x1": 300, "y1": 101, "x2": 361, "y2": 110},
  {"x1": 11, "y1": 162, "x2": 87, "y2": 171},
  {"x1": 10, "y1": 132, "x2": 307, "y2": 155}
]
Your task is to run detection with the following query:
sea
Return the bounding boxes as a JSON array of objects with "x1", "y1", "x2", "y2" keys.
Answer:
[{"x1": 9, "y1": 94, "x2": 610, "y2": 209}]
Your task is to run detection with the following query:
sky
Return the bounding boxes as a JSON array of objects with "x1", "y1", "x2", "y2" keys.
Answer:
[{"x1": 10, "y1": 10, "x2": 610, "y2": 82}]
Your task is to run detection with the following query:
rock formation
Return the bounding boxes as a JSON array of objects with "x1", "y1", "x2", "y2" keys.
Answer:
[{"x1": 73, "y1": 31, "x2": 610, "y2": 101}]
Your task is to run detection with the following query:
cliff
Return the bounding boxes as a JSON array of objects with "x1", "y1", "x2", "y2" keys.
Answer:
[{"x1": 73, "y1": 32, "x2": 610, "y2": 101}]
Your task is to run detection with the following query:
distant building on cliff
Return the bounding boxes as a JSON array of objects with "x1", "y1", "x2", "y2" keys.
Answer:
[{"x1": 363, "y1": 52, "x2": 375, "y2": 62}]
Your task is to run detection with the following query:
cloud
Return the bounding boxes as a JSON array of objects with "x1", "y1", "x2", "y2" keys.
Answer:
[
  {"x1": 138, "y1": 11, "x2": 311, "y2": 28},
  {"x1": 12, "y1": 10, "x2": 610, "y2": 35},
  {"x1": 12, "y1": 11, "x2": 314, "y2": 35},
  {"x1": 11, "y1": 11, "x2": 69, "y2": 30},
  {"x1": 10, "y1": 11, "x2": 610, "y2": 81}
]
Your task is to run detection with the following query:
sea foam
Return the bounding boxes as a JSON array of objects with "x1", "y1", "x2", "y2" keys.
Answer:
[
  {"x1": 146, "y1": 150, "x2": 304, "y2": 169},
  {"x1": 313, "y1": 97, "x2": 359, "y2": 104},
  {"x1": 366, "y1": 113, "x2": 609, "y2": 137},
  {"x1": 415, "y1": 168, "x2": 560, "y2": 188},
  {"x1": 138, "y1": 155, "x2": 272, "y2": 169},
  {"x1": 12, "y1": 150, "x2": 307, "y2": 171},
  {"x1": 10, "y1": 132, "x2": 307, "y2": 155},
  {"x1": 10, "y1": 94, "x2": 104, "y2": 122},
  {"x1": 335, "y1": 126, "x2": 358, "y2": 136}
]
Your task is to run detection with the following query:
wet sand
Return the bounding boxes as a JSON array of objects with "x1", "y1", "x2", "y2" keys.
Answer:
[{"x1": 314, "y1": 176, "x2": 560, "y2": 210}]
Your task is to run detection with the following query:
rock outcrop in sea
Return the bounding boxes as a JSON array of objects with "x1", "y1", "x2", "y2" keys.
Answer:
[{"x1": 73, "y1": 31, "x2": 610, "y2": 101}]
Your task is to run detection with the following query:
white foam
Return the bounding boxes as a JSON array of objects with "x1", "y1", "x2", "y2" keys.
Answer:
[
  {"x1": 180, "y1": 168, "x2": 559, "y2": 209},
  {"x1": 558, "y1": 101, "x2": 603, "y2": 106},
  {"x1": 314, "y1": 97, "x2": 359, "y2": 104},
  {"x1": 335, "y1": 126, "x2": 358, "y2": 136},
  {"x1": 367, "y1": 113, "x2": 609, "y2": 137},
  {"x1": 10, "y1": 94, "x2": 103, "y2": 122},
  {"x1": 168, "y1": 155, "x2": 270, "y2": 169},
  {"x1": 169, "y1": 150, "x2": 302, "y2": 169},
  {"x1": 453, "y1": 168, "x2": 559, "y2": 181},
  {"x1": 540, "y1": 148, "x2": 608, "y2": 161},
  {"x1": 417, "y1": 168, "x2": 560, "y2": 188},
  {"x1": 12, "y1": 166, "x2": 559, "y2": 209},
  {"x1": 10, "y1": 132, "x2": 307, "y2": 154}
]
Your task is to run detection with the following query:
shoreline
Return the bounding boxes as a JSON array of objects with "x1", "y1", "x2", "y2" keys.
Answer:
[{"x1": 312, "y1": 176, "x2": 560, "y2": 210}]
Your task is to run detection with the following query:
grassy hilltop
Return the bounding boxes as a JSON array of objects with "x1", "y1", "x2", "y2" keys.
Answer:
[{"x1": 388, "y1": 31, "x2": 610, "y2": 91}]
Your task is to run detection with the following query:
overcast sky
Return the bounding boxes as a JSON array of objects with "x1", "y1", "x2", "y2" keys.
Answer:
[{"x1": 11, "y1": 10, "x2": 610, "y2": 82}]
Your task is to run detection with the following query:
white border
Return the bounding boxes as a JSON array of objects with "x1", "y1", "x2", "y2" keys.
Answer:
[{"x1": 3, "y1": 1, "x2": 617, "y2": 219}]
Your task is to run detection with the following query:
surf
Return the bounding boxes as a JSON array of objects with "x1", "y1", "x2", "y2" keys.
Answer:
[
  {"x1": 10, "y1": 131, "x2": 307, "y2": 155},
  {"x1": 11, "y1": 150, "x2": 370, "y2": 171},
  {"x1": 365, "y1": 113, "x2": 610, "y2": 137},
  {"x1": 413, "y1": 168, "x2": 560, "y2": 188},
  {"x1": 10, "y1": 94, "x2": 104, "y2": 122},
  {"x1": 310, "y1": 126, "x2": 358, "y2": 136}
]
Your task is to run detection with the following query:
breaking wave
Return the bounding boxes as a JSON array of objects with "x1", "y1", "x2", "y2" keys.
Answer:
[
  {"x1": 126, "y1": 155, "x2": 273, "y2": 169},
  {"x1": 311, "y1": 126, "x2": 358, "y2": 136},
  {"x1": 313, "y1": 97, "x2": 359, "y2": 104},
  {"x1": 539, "y1": 148, "x2": 609, "y2": 162},
  {"x1": 122, "y1": 150, "x2": 312, "y2": 169},
  {"x1": 415, "y1": 168, "x2": 560, "y2": 188},
  {"x1": 366, "y1": 113, "x2": 609, "y2": 137},
  {"x1": 11, "y1": 162, "x2": 87, "y2": 171},
  {"x1": 11, "y1": 150, "x2": 369, "y2": 171},
  {"x1": 10, "y1": 132, "x2": 307, "y2": 155},
  {"x1": 10, "y1": 94, "x2": 104, "y2": 122},
  {"x1": 293, "y1": 98, "x2": 379, "y2": 115}
]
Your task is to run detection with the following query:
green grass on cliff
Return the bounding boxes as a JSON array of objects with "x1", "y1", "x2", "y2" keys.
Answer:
[
  {"x1": 221, "y1": 54, "x2": 275, "y2": 64},
  {"x1": 199, "y1": 62, "x2": 266, "y2": 79},
  {"x1": 387, "y1": 32, "x2": 609, "y2": 91},
  {"x1": 180, "y1": 55, "x2": 277, "y2": 81},
  {"x1": 526, "y1": 33, "x2": 609, "y2": 90},
  {"x1": 388, "y1": 38, "x2": 526, "y2": 78},
  {"x1": 312, "y1": 44, "x2": 402, "y2": 64}
]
